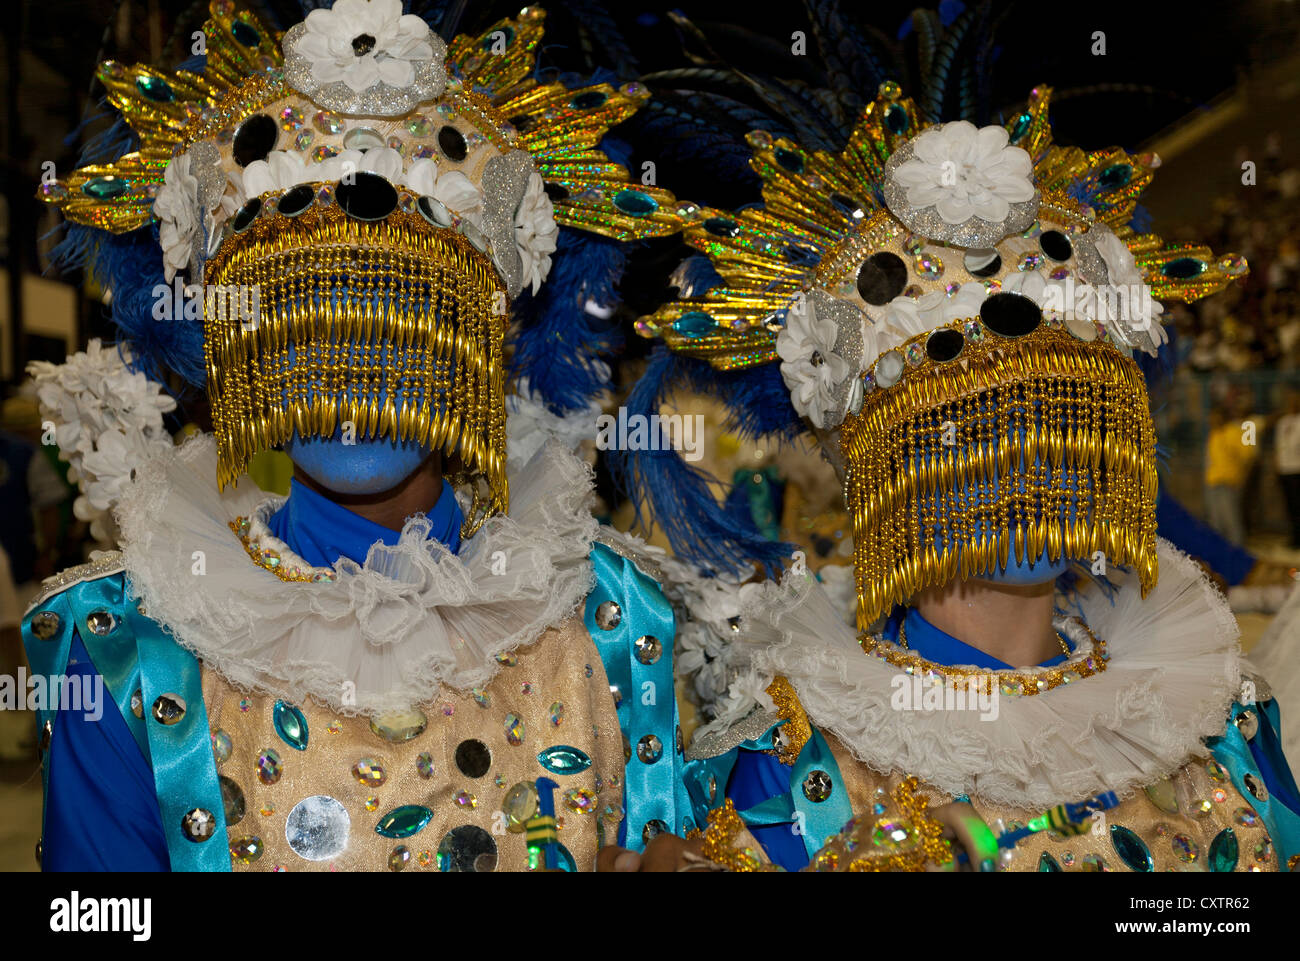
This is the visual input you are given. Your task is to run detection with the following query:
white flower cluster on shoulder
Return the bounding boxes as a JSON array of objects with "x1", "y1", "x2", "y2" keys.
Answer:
[
  {"x1": 658, "y1": 555, "x2": 752, "y2": 718},
  {"x1": 27, "y1": 340, "x2": 176, "y2": 545},
  {"x1": 775, "y1": 298, "x2": 852, "y2": 429}
]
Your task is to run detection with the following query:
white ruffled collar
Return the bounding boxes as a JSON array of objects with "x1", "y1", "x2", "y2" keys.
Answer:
[
  {"x1": 721, "y1": 540, "x2": 1242, "y2": 808},
  {"x1": 116, "y1": 433, "x2": 598, "y2": 716}
]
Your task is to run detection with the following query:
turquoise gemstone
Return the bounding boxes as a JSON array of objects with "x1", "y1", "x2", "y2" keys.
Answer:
[
  {"x1": 1110, "y1": 824, "x2": 1153, "y2": 872},
  {"x1": 82, "y1": 176, "x2": 130, "y2": 200},
  {"x1": 230, "y1": 20, "x2": 260, "y2": 48},
  {"x1": 1209, "y1": 828, "x2": 1239, "y2": 872},
  {"x1": 612, "y1": 188, "x2": 659, "y2": 217},
  {"x1": 1098, "y1": 163, "x2": 1132, "y2": 189},
  {"x1": 272, "y1": 701, "x2": 309, "y2": 751},
  {"x1": 135, "y1": 75, "x2": 175, "y2": 102},
  {"x1": 673, "y1": 311, "x2": 716, "y2": 337},
  {"x1": 1009, "y1": 112, "x2": 1032, "y2": 143},
  {"x1": 537, "y1": 745, "x2": 592, "y2": 775},
  {"x1": 774, "y1": 147, "x2": 804, "y2": 173},
  {"x1": 1162, "y1": 257, "x2": 1207, "y2": 279},
  {"x1": 1037, "y1": 851, "x2": 1062, "y2": 872},
  {"x1": 885, "y1": 104, "x2": 909, "y2": 134},
  {"x1": 482, "y1": 26, "x2": 514, "y2": 49},
  {"x1": 375, "y1": 804, "x2": 433, "y2": 839},
  {"x1": 571, "y1": 90, "x2": 608, "y2": 110},
  {"x1": 703, "y1": 217, "x2": 739, "y2": 238}
]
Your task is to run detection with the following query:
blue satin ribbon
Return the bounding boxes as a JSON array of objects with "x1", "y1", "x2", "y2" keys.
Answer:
[
  {"x1": 1210, "y1": 700, "x2": 1300, "y2": 866},
  {"x1": 786, "y1": 727, "x2": 852, "y2": 857},
  {"x1": 22, "y1": 589, "x2": 78, "y2": 833},
  {"x1": 585, "y1": 544, "x2": 691, "y2": 852},
  {"x1": 124, "y1": 585, "x2": 230, "y2": 871}
]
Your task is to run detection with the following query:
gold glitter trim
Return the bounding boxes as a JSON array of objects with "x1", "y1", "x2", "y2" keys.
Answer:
[
  {"x1": 229, "y1": 517, "x2": 334, "y2": 583},
  {"x1": 765, "y1": 676, "x2": 811, "y2": 765},
  {"x1": 699, "y1": 800, "x2": 774, "y2": 872},
  {"x1": 862, "y1": 617, "x2": 1108, "y2": 697},
  {"x1": 839, "y1": 777, "x2": 952, "y2": 872}
]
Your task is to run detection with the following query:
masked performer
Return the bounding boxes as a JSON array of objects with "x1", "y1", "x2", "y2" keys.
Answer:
[
  {"x1": 622, "y1": 81, "x2": 1300, "y2": 871},
  {"x1": 26, "y1": 0, "x2": 700, "y2": 872}
]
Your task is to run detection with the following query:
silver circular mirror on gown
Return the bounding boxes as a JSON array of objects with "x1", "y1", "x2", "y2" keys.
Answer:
[{"x1": 285, "y1": 796, "x2": 351, "y2": 861}]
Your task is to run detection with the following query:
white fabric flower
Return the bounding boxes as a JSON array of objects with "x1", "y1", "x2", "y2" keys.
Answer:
[
  {"x1": 514, "y1": 173, "x2": 559, "y2": 295},
  {"x1": 776, "y1": 299, "x2": 851, "y2": 428},
  {"x1": 153, "y1": 154, "x2": 200, "y2": 282},
  {"x1": 892, "y1": 121, "x2": 1035, "y2": 225},
  {"x1": 875, "y1": 280, "x2": 987, "y2": 356},
  {"x1": 1094, "y1": 230, "x2": 1166, "y2": 351},
  {"x1": 295, "y1": 0, "x2": 433, "y2": 93}
]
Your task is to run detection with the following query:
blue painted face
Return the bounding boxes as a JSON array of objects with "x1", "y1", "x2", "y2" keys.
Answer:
[{"x1": 284, "y1": 430, "x2": 431, "y2": 495}]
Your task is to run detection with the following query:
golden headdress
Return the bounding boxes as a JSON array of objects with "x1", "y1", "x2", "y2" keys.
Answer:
[
  {"x1": 40, "y1": 0, "x2": 680, "y2": 532},
  {"x1": 638, "y1": 83, "x2": 1246, "y2": 626}
]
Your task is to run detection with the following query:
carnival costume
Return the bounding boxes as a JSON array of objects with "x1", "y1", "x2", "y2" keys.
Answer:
[
  {"x1": 26, "y1": 0, "x2": 698, "y2": 872},
  {"x1": 625, "y1": 81, "x2": 1300, "y2": 872}
]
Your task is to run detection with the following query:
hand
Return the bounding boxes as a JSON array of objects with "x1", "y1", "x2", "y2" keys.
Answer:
[
  {"x1": 928, "y1": 801, "x2": 1000, "y2": 872},
  {"x1": 596, "y1": 834, "x2": 706, "y2": 872}
]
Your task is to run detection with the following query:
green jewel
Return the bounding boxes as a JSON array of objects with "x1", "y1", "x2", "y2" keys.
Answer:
[
  {"x1": 1162, "y1": 257, "x2": 1207, "y2": 280},
  {"x1": 884, "y1": 104, "x2": 909, "y2": 134},
  {"x1": 1009, "y1": 112, "x2": 1032, "y2": 143},
  {"x1": 537, "y1": 745, "x2": 592, "y2": 775},
  {"x1": 1038, "y1": 851, "x2": 1062, "y2": 872},
  {"x1": 230, "y1": 20, "x2": 260, "y2": 48},
  {"x1": 375, "y1": 804, "x2": 433, "y2": 839},
  {"x1": 1209, "y1": 828, "x2": 1239, "y2": 872},
  {"x1": 612, "y1": 188, "x2": 659, "y2": 217},
  {"x1": 272, "y1": 701, "x2": 309, "y2": 751},
  {"x1": 1098, "y1": 163, "x2": 1132, "y2": 189},
  {"x1": 1109, "y1": 824, "x2": 1153, "y2": 872},
  {"x1": 773, "y1": 147, "x2": 804, "y2": 174},
  {"x1": 82, "y1": 176, "x2": 130, "y2": 200},
  {"x1": 570, "y1": 90, "x2": 608, "y2": 110},
  {"x1": 135, "y1": 75, "x2": 175, "y2": 102},
  {"x1": 672, "y1": 311, "x2": 716, "y2": 337}
]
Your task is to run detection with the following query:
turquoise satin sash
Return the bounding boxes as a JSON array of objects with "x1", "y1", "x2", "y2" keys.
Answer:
[
  {"x1": 1211, "y1": 700, "x2": 1300, "y2": 866},
  {"x1": 585, "y1": 543, "x2": 692, "y2": 851}
]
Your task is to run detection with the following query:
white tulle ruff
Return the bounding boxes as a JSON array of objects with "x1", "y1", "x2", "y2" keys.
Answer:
[
  {"x1": 116, "y1": 434, "x2": 599, "y2": 716},
  {"x1": 730, "y1": 539, "x2": 1242, "y2": 808}
]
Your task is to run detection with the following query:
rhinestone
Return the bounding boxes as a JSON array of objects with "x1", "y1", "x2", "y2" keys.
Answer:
[
  {"x1": 1162, "y1": 257, "x2": 1207, "y2": 279},
  {"x1": 537, "y1": 744, "x2": 592, "y2": 775},
  {"x1": 612, "y1": 188, "x2": 659, "y2": 217},
  {"x1": 256, "y1": 749, "x2": 282, "y2": 785},
  {"x1": 548, "y1": 701, "x2": 564, "y2": 727},
  {"x1": 1234, "y1": 807, "x2": 1258, "y2": 827},
  {"x1": 406, "y1": 116, "x2": 433, "y2": 137},
  {"x1": 594, "y1": 600, "x2": 622, "y2": 630},
  {"x1": 520, "y1": 682, "x2": 533, "y2": 695},
  {"x1": 634, "y1": 634, "x2": 663, "y2": 665},
  {"x1": 311, "y1": 145, "x2": 339, "y2": 163},
  {"x1": 239, "y1": 698, "x2": 251, "y2": 713},
  {"x1": 181, "y1": 808, "x2": 216, "y2": 842},
  {"x1": 86, "y1": 610, "x2": 118, "y2": 636},
  {"x1": 803, "y1": 770, "x2": 833, "y2": 803},
  {"x1": 902, "y1": 284, "x2": 924, "y2": 299},
  {"x1": 673, "y1": 311, "x2": 716, "y2": 336},
  {"x1": 278, "y1": 106, "x2": 304, "y2": 131},
  {"x1": 504, "y1": 713, "x2": 526, "y2": 746},
  {"x1": 438, "y1": 125, "x2": 468, "y2": 162},
  {"x1": 437, "y1": 825, "x2": 497, "y2": 872},
  {"x1": 503, "y1": 782, "x2": 539, "y2": 831},
  {"x1": 272, "y1": 701, "x2": 309, "y2": 751},
  {"x1": 455, "y1": 739, "x2": 492, "y2": 778},
  {"x1": 30, "y1": 611, "x2": 60, "y2": 640},
  {"x1": 1171, "y1": 834, "x2": 1199, "y2": 862},
  {"x1": 368, "y1": 709, "x2": 427, "y2": 742},
  {"x1": 1235, "y1": 709, "x2": 1259, "y2": 740},
  {"x1": 564, "y1": 788, "x2": 598, "y2": 814},
  {"x1": 1205, "y1": 760, "x2": 1227, "y2": 782},
  {"x1": 352, "y1": 757, "x2": 387, "y2": 788},
  {"x1": 453, "y1": 790, "x2": 477, "y2": 809},
  {"x1": 1191, "y1": 798, "x2": 1213, "y2": 817},
  {"x1": 151, "y1": 694, "x2": 186, "y2": 725},
  {"x1": 374, "y1": 804, "x2": 433, "y2": 839},
  {"x1": 1110, "y1": 824, "x2": 1153, "y2": 872},
  {"x1": 343, "y1": 127, "x2": 385, "y2": 151},
  {"x1": 642, "y1": 819, "x2": 669, "y2": 845},
  {"x1": 312, "y1": 110, "x2": 343, "y2": 134},
  {"x1": 129, "y1": 690, "x2": 143, "y2": 719},
  {"x1": 636, "y1": 734, "x2": 663, "y2": 764},
  {"x1": 904, "y1": 342, "x2": 925, "y2": 367},
  {"x1": 135, "y1": 74, "x2": 175, "y2": 102},
  {"x1": 914, "y1": 251, "x2": 943, "y2": 278},
  {"x1": 1254, "y1": 838, "x2": 1273, "y2": 863},
  {"x1": 472, "y1": 688, "x2": 491, "y2": 708},
  {"x1": 1209, "y1": 828, "x2": 1239, "y2": 872},
  {"x1": 389, "y1": 845, "x2": 411, "y2": 871},
  {"x1": 1037, "y1": 852, "x2": 1061, "y2": 872},
  {"x1": 229, "y1": 835, "x2": 264, "y2": 864},
  {"x1": 219, "y1": 775, "x2": 245, "y2": 825},
  {"x1": 1213, "y1": 789, "x2": 1228, "y2": 803},
  {"x1": 495, "y1": 651, "x2": 518, "y2": 666},
  {"x1": 962, "y1": 318, "x2": 985, "y2": 343},
  {"x1": 285, "y1": 796, "x2": 350, "y2": 861},
  {"x1": 1079, "y1": 853, "x2": 1108, "y2": 872},
  {"x1": 211, "y1": 729, "x2": 232, "y2": 764},
  {"x1": 416, "y1": 752, "x2": 435, "y2": 778}
]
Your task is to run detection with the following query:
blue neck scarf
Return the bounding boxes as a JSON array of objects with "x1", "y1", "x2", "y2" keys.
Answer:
[
  {"x1": 884, "y1": 606, "x2": 1072, "y2": 670},
  {"x1": 266, "y1": 477, "x2": 463, "y2": 567}
]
